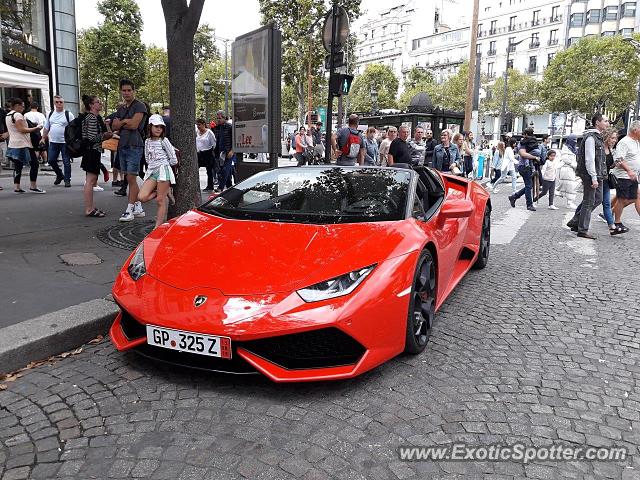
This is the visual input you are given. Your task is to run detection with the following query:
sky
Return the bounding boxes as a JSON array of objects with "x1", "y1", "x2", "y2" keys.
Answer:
[{"x1": 75, "y1": 0, "x2": 474, "y2": 47}]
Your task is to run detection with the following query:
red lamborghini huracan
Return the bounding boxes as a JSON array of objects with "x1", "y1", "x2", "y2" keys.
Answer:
[{"x1": 110, "y1": 166, "x2": 490, "y2": 382}]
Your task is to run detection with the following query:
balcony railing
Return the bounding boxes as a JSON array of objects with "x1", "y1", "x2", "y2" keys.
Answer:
[
  {"x1": 548, "y1": 39, "x2": 559, "y2": 46},
  {"x1": 476, "y1": 15, "x2": 563, "y2": 38},
  {"x1": 526, "y1": 67, "x2": 538, "y2": 74},
  {"x1": 529, "y1": 41, "x2": 540, "y2": 48},
  {"x1": 488, "y1": 49, "x2": 497, "y2": 56},
  {"x1": 487, "y1": 72, "x2": 496, "y2": 79},
  {"x1": 508, "y1": 45, "x2": 516, "y2": 52}
]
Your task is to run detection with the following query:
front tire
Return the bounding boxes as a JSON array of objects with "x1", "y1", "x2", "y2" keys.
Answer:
[
  {"x1": 404, "y1": 250, "x2": 436, "y2": 354},
  {"x1": 473, "y1": 206, "x2": 490, "y2": 270}
]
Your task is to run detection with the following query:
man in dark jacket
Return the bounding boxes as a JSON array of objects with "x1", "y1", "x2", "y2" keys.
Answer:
[
  {"x1": 566, "y1": 113, "x2": 609, "y2": 239},
  {"x1": 508, "y1": 128, "x2": 540, "y2": 211},
  {"x1": 213, "y1": 110, "x2": 235, "y2": 191},
  {"x1": 424, "y1": 129, "x2": 437, "y2": 167}
]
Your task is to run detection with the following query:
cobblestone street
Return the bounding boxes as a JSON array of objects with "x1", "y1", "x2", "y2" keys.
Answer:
[{"x1": 1, "y1": 193, "x2": 640, "y2": 480}]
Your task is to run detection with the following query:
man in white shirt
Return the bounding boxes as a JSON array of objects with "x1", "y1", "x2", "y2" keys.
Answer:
[
  {"x1": 612, "y1": 120, "x2": 640, "y2": 230},
  {"x1": 24, "y1": 101, "x2": 47, "y2": 166},
  {"x1": 42, "y1": 95, "x2": 74, "y2": 187}
]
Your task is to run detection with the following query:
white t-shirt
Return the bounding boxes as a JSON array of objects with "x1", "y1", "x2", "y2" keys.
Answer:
[
  {"x1": 6, "y1": 111, "x2": 32, "y2": 149},
  {"x1": 195, "y1": 128, "x2": 216, "y2": 152},
  {"x1": 24, "y1": 110, "x2": 46, "y2": 127},
  {"x1": 44, "y1": 110, "x2": 74, "y2": 143},
  {"x1": 613, "y1": 136, "x2": 640, "y2": 179}
]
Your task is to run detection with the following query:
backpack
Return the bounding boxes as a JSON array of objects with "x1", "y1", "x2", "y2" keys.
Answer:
[
  {"x1": 65, "y1": 113, "x2": 88, "y2": 157},
  {"x1": 340, "y1": 129, "x2": 362, "y2": 158}
]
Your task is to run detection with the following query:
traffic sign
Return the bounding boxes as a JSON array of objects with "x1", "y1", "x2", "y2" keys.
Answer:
[
  {"x1": 322, "y1": 7, "x2": 349, "y2": 53},
  {"x1": 329, "y1": 73, "x2": 354, "y2": 96}
]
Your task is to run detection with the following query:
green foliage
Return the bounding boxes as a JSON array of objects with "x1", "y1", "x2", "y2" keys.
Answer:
[
  {"x1": 281, "y1": 83, "x2": 299, "y2": 121},
  {"x1": 540, "y1": 35, "x2": 640, "y2": 116},
  {"x1": 78, "y1": 0, "x2": 145, "y2": 112},
  {"x1": 137, "y1": 46, "x2": 170, "y2": 110},
  {"x1": 436, "y1": 61, "x2": 470, "y2": 111},
  {"x1": 193, "y1": 23, "x2": 220, "y2": 73},
  {"x1": 349, "y1": 64, "x2": 399, "y2": 112},
  {"x1": 398, "y1": 67, "x2": 436, "y2": 109},
  {"x1": 259, "y1": 0, "x2": 362, "y2": 123},
  {"x1": 482, "y1": 68, "x2": 541, "y2": 117},
  {"x1": 195, "y1": 59, "x2": 228, "y2": 121}
]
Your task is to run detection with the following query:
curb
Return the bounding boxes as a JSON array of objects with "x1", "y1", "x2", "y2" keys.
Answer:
[{"x1": 0, "y1": 298, "x2": 119, "y2": 376}]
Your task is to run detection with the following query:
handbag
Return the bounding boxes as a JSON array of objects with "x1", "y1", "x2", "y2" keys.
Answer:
[
  {"x1": 608, "y1": 172, "x2": 618, "y2": 189},
  {"x1": 102, "y1": 137, "x2": 119, "y2": 152}
]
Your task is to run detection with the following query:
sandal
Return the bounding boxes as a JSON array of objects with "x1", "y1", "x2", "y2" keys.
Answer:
[
  {"x1": 610, "y1": 225, "x2": 627, "y2": 235},
  {"x1": 86, "y1": 208, "x2": 106, "y2": 218}
]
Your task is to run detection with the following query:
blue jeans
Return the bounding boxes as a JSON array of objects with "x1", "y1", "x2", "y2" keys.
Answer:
[
  {"x1": 218, "y1": 154, "x2": 235, "y2": 190},
  {"x1": 574, "y1": 180, "x2": 614, "y2": 226},
  {"x1": 48, "y1": 142, "x2": 71, "y2": 182},
  {"x1": 492, "y1": 168, "x2": 517, "y2": 192},
  {"x1": 513, "y1": 165, "x2": 533, "y2": 207},
  {"x1": 119, "y1": 146, "x2": 144, "y2": 175}
]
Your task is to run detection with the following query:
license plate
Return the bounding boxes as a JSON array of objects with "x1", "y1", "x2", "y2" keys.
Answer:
[{"x1": 146, "y1": 325, "x2": 232, "y2": 359}]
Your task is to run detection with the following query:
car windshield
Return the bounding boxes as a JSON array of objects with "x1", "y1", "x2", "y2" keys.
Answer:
[{"x1": 199, "y1": 167, "x2": 411, "y2": 224}]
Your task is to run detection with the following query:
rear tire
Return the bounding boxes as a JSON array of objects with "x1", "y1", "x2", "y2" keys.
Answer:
[
  {"x1": 404, "y1": 250, "x2": 436, "y2": 354},
  {"x1": 473, "y1": 206, "x2": 490, "y2": 270}
]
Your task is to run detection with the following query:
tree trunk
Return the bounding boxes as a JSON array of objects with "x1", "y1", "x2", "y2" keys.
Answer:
[
  {"x1": 296, "y1": 81, "x2": 305, "y2": 126},
  {"x1": 161, "y1": 0, "x2": 205, "y2": 218}
]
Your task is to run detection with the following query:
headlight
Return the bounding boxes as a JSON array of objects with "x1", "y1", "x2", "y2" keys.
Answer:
[
  {"x1": 297, "y1": 265, "x2": 376, "y2": 302},
  {"x1": 127, "y1": 244, "x2": 146, "y2": 281}
]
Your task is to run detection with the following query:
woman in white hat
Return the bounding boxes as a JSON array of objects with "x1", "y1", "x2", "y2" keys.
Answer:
[{"x1": 138, "y1": 114, "x2": 178, "y2": 228}]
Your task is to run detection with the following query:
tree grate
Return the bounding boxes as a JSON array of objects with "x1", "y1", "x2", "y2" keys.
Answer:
[{"x1": 96, "y1": 221, "x2": 155, "y2": 250}]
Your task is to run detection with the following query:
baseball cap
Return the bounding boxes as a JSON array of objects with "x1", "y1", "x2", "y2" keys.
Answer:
[{"x1": 148, "y1": 114, "x2": 166, "y2": 126}]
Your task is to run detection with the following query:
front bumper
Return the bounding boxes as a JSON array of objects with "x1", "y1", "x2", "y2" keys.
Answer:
[{"x1": 110, "y1": 254, "x2": 414, "y2": 382}]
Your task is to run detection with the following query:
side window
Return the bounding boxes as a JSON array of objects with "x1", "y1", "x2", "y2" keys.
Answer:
[{"x1": 412, "y1": 180, "x2": 428, "y2": 218}]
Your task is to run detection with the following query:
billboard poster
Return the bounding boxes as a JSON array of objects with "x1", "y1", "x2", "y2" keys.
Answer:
[{"x1": 232, "y1": 29, "x2": 269, "y2": 153}]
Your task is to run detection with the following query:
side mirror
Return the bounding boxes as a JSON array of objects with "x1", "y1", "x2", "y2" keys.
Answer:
[{"x1": 439, "y1": 199, "x2": 474, "y2": 219}]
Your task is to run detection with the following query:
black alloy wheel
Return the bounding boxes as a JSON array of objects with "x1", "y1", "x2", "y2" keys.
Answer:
[
  {"x1": 473, "y1": 206, "x2": 491, "y2": 270},
  {"x1": 404, "y1": 250, "x2": 436, "y2": 354}
]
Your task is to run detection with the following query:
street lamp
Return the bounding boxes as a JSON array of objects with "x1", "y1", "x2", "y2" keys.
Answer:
[
  {"x1": 203, "y1": 79, "x2": 211, "y2": 122},
  {"x1": 370, "y1": 87, "x2": 378, "y2": 114},
  {"x1": 500, "y1": 38, "x2": 526, "y2": 135},
  {"x1": 624, "y1": 37, "x2": 640, "y2": 122}
]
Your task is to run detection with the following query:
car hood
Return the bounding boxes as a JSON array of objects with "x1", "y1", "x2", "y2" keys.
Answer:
[{"x1": 144, "y1": 210, "x2": 415, "y2": 295}]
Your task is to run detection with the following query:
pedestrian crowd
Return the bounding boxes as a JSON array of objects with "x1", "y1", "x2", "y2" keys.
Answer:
[{"x1": 0, "y1": 78, "x2": 236, "y2": 228}]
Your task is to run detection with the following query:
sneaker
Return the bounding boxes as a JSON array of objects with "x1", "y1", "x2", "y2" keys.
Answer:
[
  {"x1": 119, "y1": 210, "x2": 134, "y2": 222},
  {"x1": 508, "y1": 195, "x2": 516, "y2": 208},
  {"x1": 548, "y1": 205, "x2": 559, "y2": 210},
  {"x1": 54, "y1": 175, "x2": 64, "y2": 185},
  {"x1": 114, "y1": 187, "x2": 127, "y2": 196},
  {"x1": 133, "y1": 203, "x2": 145, "y2": 218},
  {"x1": 93, "y1": 185, "x2": 104, "y2": 192},
  {"x1": 597, "y1": 213, "x2": 607, "y2": 223},
  {"x1": 64, "y1": 182, "x2": 71, "y2": 188},
  {"x1": 29, "y1": 188, "x2": 46, "y2": 194},
  {"x1": 527, "y1": 205, "x2": 537, "y2": 211}
]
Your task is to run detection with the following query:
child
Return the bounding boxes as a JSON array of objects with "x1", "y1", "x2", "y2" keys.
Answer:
[
  {"x1": 536, "y1": 149, "x2": 559, "y2": 209},
  {"x1": 137, "y1": 114, "x2": 177, "y2": 228}
]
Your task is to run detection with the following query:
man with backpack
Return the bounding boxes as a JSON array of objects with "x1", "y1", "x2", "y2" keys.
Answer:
[
  {"x1": 333, "y1": 114, "x2": 365, "y2": 166},
  {"x1": 111, "y1": 79, "x2": 147, "y2": 222},
  {"x1": 43, "y1": 95, "x2": 74, "y2": 187}
]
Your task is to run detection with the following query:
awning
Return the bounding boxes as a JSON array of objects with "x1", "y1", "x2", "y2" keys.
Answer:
[{"x1": 0, "y1": 61, "x2": 50, "y2": 114}]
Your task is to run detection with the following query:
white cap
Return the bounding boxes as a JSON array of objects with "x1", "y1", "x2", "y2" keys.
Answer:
[{"x1": 149, "y1": 114, "x2": 165, "y2": 126}]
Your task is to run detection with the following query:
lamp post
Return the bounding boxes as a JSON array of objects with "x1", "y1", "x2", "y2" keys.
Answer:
[
  {"x1": 370, "y1": 87, "x2": 378, "y2": 115},
  {"x1": 500, "y1": 38, "x2": 526, "y2": 135},
  {"x1": 203, "y1": 79, "x2": 211, "y2": 123},
  {"x1": 623, "y1": 37, "x2": 640, "y2": 122}
]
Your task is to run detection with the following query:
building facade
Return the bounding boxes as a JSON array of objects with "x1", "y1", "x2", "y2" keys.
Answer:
[
  {"x1": 1, "y1": 0, "x2": 79, "y2": 113},
  {"x1": 567, "y1": 0, "x2": 640, "y2": 44}
]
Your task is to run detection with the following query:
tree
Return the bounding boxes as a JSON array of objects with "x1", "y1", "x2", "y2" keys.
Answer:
[
  {"x1": 137, "y1": 46, "x2": 170, "y2": 111},
  {"x1": 162, "y1": 0, "x2": 205, "y2": 217},
  {"x1": 349, "y1": 64, "x2": 399, "y2": 113},
  {"x1": 259, "y1": 1, "x2": 362, "y2": 125},
  {"x1": 398, "y1": 66, "x2": 437, "y2": 109},
  {"x1": 77, "y1": 0, "x2": 146, "y2": 112},
  {"x1": 195, "y1": 59, "x2": 227, "y2": 120},
  {"x1": 193, "y1": 23, "x2": 220, "y2": 73},
  {"x1": 437, "y1": 61, "x2": 471, "y2": 111},
  {"x1": 482, "y1": 69, "x2": 541, "y2": 117},
  {"x1": 540, "y1": 35, "x2": 640, "y2": 117}
]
